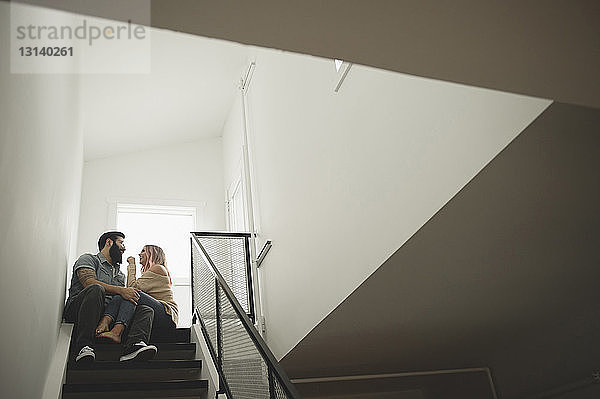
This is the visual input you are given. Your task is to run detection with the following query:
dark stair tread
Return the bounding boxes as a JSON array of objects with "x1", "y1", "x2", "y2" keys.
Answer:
[
  {"x1": 63, "y1": 379, "x2": 208, "y2": 393},
  {"x1": 68, "y1": 359, "x2": 201, "y2": 370},
  {"x1": 69, "y1": 328, "x2": 190, "y2": 346},
  {"x1": 71, "y1": 342, "x2": 196, "y2": 352},
  {"x1": 70, "y1": 343, "x2": 196, "y2": 360},
  {"x1": 151, "y1": 328, "x2": 191, "y2": 343}
]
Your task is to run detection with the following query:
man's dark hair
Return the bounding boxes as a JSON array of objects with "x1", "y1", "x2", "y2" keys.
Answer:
[{"x1": 98, "y1": 231, "x2": 125, "y2": 251}]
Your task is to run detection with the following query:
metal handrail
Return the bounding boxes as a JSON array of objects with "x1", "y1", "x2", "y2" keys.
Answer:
[
  {"x1": 192, "y1": 231, "x2": 252, "y2": 238},
  {"x1": 191, "y1": 233, "x2": 301, "y2": 399},
  {"x1": 256, "y1": 240, "x2": 273, "y2": 268}
]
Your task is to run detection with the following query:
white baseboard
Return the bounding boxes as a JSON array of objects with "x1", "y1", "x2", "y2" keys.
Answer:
[{"x1": 41, "y1": 323, "x2": 74, "y2": 399}]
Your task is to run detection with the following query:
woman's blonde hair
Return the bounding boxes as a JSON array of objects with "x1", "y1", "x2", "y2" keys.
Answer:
[{"x1": 141, "y1": 244, "x2": 172, "y2": 285}]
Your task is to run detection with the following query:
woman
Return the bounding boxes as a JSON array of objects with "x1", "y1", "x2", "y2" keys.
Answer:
[{"x1": 96, "y1": 245, "x2": 178, "y2": 343}]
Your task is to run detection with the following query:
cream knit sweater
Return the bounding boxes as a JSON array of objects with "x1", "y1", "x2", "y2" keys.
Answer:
[{"x1": 127, "y1": 263, "x2": 179, "y2": 325}]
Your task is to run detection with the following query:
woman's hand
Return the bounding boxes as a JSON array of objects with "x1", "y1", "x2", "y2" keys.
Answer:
[{"x1": 127, "y1": 256, "x2": 136, "y2": 265}]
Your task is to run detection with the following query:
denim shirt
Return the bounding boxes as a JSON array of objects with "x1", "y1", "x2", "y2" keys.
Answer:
[{"x1": 66, "y1": 252, "x2": 126, "y2": 306}]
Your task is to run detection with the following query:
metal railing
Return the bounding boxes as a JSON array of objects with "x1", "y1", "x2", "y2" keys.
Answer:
[
  {"x1": 192, "y1": 232, "x2": 255, "y2": 323},
  {"x1": 191, "y1": 232, "x2": 301, "y2": 399}
]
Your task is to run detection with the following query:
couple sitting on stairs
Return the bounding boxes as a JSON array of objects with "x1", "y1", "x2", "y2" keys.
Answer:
[{"x1": 63, "y1": 231, "x2": 179, "y2": 363}]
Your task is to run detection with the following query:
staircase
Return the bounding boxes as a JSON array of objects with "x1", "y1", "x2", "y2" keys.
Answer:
[{"x1": 62, "y1": 328, "x2": 209, "y2": 398}]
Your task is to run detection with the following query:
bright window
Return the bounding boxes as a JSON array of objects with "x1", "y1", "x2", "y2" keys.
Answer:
[
  {"x1": 334, "y1": 59, "x2": 344, "y2": 72},
  {"x1": 116, "y1": 203, "x2": 196, "y2": 327},
  {"x1": 116, "y1": 203, "x2": 196, "y2": 283},
  {"x1": 333, "y1": 58, "x2": 352, "y2": 92}
]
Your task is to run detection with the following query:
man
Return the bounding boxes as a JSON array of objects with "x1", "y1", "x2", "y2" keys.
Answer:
[{"x1": 64, "y1": 231, "x2": 157, "y2": 362}]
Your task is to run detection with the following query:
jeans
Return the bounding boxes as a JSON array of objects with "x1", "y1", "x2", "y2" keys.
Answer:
[
  {"x1": 104, "y1": 291, "x2": 176, "y2": 331},
  {"x1": 64, "y1": 284, "x2": 105, "y2": 350},
  {"x1": 64, "y1": 284, "x2": 155, "y2": 351},
  {"x1": 124, "y1": 305, "x2": 154, "y2": 349}
]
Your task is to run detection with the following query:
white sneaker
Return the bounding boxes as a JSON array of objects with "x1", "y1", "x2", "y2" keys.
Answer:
[
  {"x1": 119, "y1": 341, "x2": 157, "y2": 362},
  {"x1": 75, "y1": 346, "x2": 95, "y2": 362}
]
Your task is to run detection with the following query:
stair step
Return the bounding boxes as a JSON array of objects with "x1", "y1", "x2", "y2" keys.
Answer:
[
  {"x1": 62, "y1": 379, "x2": 208, "y2": 399},
  {"x1": 68, "y1": 359, "x2": 201, "y2": 370},
  {"x1": 70, "y1": 342, "x2": 196, "y2": 361},
  {"x1": 63, "y1": 328, "x2": 200, "y2": 398},
  {"x1": 66, "y1": 360, "x2": 202, "y2": 384},
  {"x1": 152, "y1": 327, "x2": 191, "y2": 343}
]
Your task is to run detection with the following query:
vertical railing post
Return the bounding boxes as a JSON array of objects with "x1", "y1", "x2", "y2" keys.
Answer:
[
  {"x1": 215, "y1": 279, "x2": 222, "y2": 369},
  {"x1": 190, "y1": 236, "x2": 196, "y2": 324},
  {"x1": 268, "y1": 366, "x2": 276, "y2": 399},
  {"x1": 244, "y1": 236, "x2": 256, "y2": 324}
]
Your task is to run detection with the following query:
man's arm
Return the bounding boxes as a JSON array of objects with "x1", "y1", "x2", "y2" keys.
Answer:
[{"x1": 76, "y1": 268, "x2": 140, "y2": 304}]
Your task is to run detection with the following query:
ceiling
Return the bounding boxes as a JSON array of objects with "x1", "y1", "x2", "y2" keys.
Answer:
[
  {"x1": 81, "y1": 26, "x2": 249, "y2": 160},
  {"x1": 148, "y1": 0, "x2": 600, "y2": 110},
  {"x1": 18, "y1": 0, "x2": 600, "y2": 109}
]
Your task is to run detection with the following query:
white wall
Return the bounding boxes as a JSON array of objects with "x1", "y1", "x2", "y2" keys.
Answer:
[
  {"x1": 224, "y1": 48, "x2": 551, "y2": 359},
  {"x1": 0, "y1": 3, "x2": 84, "y2": 398},
  {"x1": 77, "y1": 138, "x2": 226, "y2": 255},
  {"x1": 222, "y1": 94, "x2": 244, "y2": 196}
]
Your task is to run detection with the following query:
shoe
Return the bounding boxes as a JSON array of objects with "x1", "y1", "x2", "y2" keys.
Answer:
[
  {"x1": 119, "y1": 341, "x2": 157, "y2": 362},
  {"x1": 75, "y1": 346, "x2": 95, "y2": 363}
]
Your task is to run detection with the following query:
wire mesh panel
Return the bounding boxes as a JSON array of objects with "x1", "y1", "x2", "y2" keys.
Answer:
[
  {"x1": 191, "y1": 233, "x2": 301, "y2": 399},
  {"x1": 196, "y1": 235, "x2": 251, "y2": 315},
  {"x1": 273, "y1": 374, "x2": 294, "y2": 399},
  {"x1": 192, "y1": 241, "x2": 218, "y2": 354},
  {"x1": 219, "y1": 287, "x2": 271, "y2": 399}
]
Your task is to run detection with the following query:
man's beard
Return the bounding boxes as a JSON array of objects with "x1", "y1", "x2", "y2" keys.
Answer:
[{"x1": 109, "y1": 243, "x2": 123, "y2": 265}]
